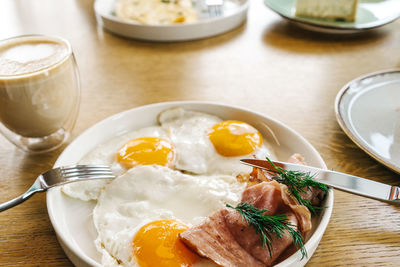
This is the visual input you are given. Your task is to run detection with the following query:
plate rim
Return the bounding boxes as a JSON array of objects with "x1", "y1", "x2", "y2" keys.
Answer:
[
  {"x1": 47, "y1": 100, "x2": 334, "y2": 267},
  {"x1": 264, "y1": 0, "x2": 400, "y2": 33},
  {"x1": 335, "y1": 69, "x2": 400, "y2": 174}
]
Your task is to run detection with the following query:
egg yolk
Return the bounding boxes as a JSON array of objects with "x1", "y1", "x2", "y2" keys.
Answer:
[
  {"x1": 208, "y1": 120, "x2": 262, "y2": 157},
  {"x1": 132, "y1": 220, "x2": 199, "y2": 267},
  {"x1": 117, "y1": 137, "x2": 175, "y2": 169}
]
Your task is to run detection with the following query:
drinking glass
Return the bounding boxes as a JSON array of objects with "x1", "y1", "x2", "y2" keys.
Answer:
[{"x1": 0, "y1": 35, "x2": 80, "y2": 153}]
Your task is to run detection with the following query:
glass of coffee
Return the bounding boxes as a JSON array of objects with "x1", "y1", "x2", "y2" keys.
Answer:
[{"x1": 0, "y1": 35, "x2": 80, "y2": 153}]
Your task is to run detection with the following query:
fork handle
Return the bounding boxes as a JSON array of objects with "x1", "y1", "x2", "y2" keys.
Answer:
[{"x1": 0, "y1": 183, "x2": 45, "y2": 212}]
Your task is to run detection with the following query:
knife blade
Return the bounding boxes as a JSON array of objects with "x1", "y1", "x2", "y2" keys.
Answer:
[{"x1": 240, "y1": 159, "x2": 400, "y2": 204}]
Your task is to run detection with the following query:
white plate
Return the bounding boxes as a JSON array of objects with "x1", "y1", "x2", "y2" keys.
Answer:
[
  {"x1": 264, "y1": 0, "x2": 400, "y2": 34},
  {"x1": 47, "y1": 101, "x2": 333, "y2": 267},
  {"x1": 94, "y1": 0, "x2": 248, "y2": 41},
  {"x1": 335, "y1": 70, "x2": 400, "y2": 174}
]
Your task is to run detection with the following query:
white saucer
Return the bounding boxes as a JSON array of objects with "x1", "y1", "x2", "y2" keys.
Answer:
[
  {"x1": 335, "y1": 70, "x2": 400, "y2": 174},
  {"x1": 47, "y1": 101, "x2": 333, "y2": 267},
  {"x1": 94, "y1": 0, "x2": 248, "y2": 41},
  {"x1": 264, "y1": 0, "x2": 400, "y2": 34}
]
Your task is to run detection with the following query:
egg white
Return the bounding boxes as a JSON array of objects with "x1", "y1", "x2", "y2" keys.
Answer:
[
  {"x1": 61, "y1": 126, "x2": 170, "y2": 201},
  {"x1": 93, "y1": 165, "x2": 246, "y2": 267},
  {"x1": 159, "y1": 107, "x2": 275, "y2": 175}
]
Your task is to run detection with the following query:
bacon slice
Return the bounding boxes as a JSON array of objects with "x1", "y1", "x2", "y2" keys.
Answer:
[
  {"x1": 223, "y1": 208, "x2": 299, "y2": 266},
  {"x1": 180, "y1": 180, "x2": 312, "y2": 267},
  {"x1": 180, "y1": 209, "x2": 265, "y2": 267},
  {"x1": 287, "y1": 153, "x2": 306, "y2": 165}
]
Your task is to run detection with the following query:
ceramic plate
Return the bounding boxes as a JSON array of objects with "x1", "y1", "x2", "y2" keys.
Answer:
[
  {"x1": 47, "y1": 101, "x2": 333, "y2": 267},
  {"x1": 264, "y1": 0, "x2": 400, "y2": 34},
  {"x1": 335, "y1": 70, "x2": 400, "y2": 173},
  {"x1": 94, "y1": 0, "x2": 248, "y2": 41}
]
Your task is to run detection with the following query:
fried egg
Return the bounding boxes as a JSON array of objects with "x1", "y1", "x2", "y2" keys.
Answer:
[
  {"x1": 158, "y1": 107, "x2": 274, "y2": 175},
  {"x1": 93, "y1": 165, "x2": 245, "y2": 267},
  {"x1": 61, "y1": 126, "x2": 173, "y2": 201},
  {"x1": 62, "y1": 107, "x2": 275, "y2": 201}
]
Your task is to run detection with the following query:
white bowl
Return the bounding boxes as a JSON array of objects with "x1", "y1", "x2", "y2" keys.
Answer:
[{"x1": 47, "y1": 101, "x2": 333, "y2": 266}]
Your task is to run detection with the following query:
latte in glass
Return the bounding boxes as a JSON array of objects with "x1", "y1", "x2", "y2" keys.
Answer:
[{"x1": 0, "y1": 35, "x2": 80, "y2": 153}]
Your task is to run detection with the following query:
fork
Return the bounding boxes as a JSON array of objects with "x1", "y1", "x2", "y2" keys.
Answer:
[
  {"x1": 0, "y1": 165, "x2": 115, "y2": 212},
  {"x1": 205, "y1": 0, "x2": 224, "y2": 17}
]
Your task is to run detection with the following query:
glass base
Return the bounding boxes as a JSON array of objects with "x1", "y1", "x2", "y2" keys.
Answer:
[
  {"x1": 20, "y1": 128, "x2": 70, "y2": 153},
  {"x1": 0, "y1": 123, "x2": 70, "y2": 154}
]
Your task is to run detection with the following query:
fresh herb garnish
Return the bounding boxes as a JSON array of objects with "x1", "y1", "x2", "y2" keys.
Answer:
[
  {"x1": 226, "y1": 202, "x2": 307, "y2": 259},
  {"x1": 265, "y1": 157, "x2": 328, "y2": 214}
]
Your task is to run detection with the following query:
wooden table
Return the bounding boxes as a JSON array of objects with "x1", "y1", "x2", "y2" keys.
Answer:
[{"x1": 1, "y1": 0, "x2": 399, "y2": 266}]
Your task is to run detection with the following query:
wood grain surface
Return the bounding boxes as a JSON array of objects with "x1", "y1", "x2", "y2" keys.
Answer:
[{"x1": 1, "y1": 0, "x2": 400, "y2": 266}]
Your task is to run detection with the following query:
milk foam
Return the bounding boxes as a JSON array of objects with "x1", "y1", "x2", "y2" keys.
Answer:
[
  {"x1": 0, "y1": 36, "x2": 78, "y2": 138},
  {"x1": 0, "y1": 39, "x2": 68, "y2": 76}
]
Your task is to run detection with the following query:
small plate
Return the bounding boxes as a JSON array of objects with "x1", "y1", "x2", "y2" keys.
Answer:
[
  {"x1": 47, "y1": 101, "x2": 333, "y2": 267},
  {"x1": 94, "y1": 0, "x2": 248, "y2": 41},
  {"x1": 335, "y1": 70, "x2": 400, "y2": 174},
  {"x1": 264, "y1": 0, "x2": 400, "y2": 34}
]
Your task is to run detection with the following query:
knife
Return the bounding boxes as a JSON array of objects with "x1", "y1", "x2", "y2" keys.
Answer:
[{"x1": 240, "y1": 159, "x2": 400, "y2": 204}]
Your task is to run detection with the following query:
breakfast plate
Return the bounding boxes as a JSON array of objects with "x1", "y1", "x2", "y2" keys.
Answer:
[
  {"x1": 264, "y1": 0, "x2": 400, "y2": 34},
  {"x1": 47, "y1": 101, "x2": 333, "y2": 267},
  {"x1": 94, "y1": 0, "x2": 248, "y2": 41},
  {"x1": 335, "y1": 70, "x2": 400, "y2": 174}
]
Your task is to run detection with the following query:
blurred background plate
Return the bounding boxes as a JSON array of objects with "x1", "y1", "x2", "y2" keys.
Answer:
[
  {"x1": 335, "y1": 70, "x2": 400, "y2": 174},
  {"x1": 94, "y1": 0, "x2": 248, "y2": 41},
  {"x1": 264, "y1": 0, "x2": 400, "y2": 34}
]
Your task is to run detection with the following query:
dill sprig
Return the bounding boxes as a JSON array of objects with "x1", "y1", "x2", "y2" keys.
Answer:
[
  {"x1": 265, "y1": 157, "x2": 328, "y2": 214},
  {"x1": 226, "y1": 202, "x2": 307, "y2": 260}
]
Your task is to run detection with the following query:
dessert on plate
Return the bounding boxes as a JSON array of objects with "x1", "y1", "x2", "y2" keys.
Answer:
[{"x1": 295, "y1": 0, "x2": 358, "y2": 22}]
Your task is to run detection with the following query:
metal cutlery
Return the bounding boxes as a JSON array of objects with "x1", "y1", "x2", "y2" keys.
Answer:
[
  {"x1": 0, "y1": 165, "x2": 115, "y2": 212},
  {"x1": 241, "y1": 159, "x2": 400, "y2": 204},
  {"x1": 205, "y1": 0, "x2": 224, "y2": 17}
]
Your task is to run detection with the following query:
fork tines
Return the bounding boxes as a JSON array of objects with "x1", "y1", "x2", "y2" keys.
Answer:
[
  {"x1": 59, "y1": 165, "x2": 114, "y2": 180},
  {"x1": 206, "y1": 0, "x2": 224, "y2": 17},
  {"x1": 0, "y1": 165, "x2": 117, "y2": 212}
]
